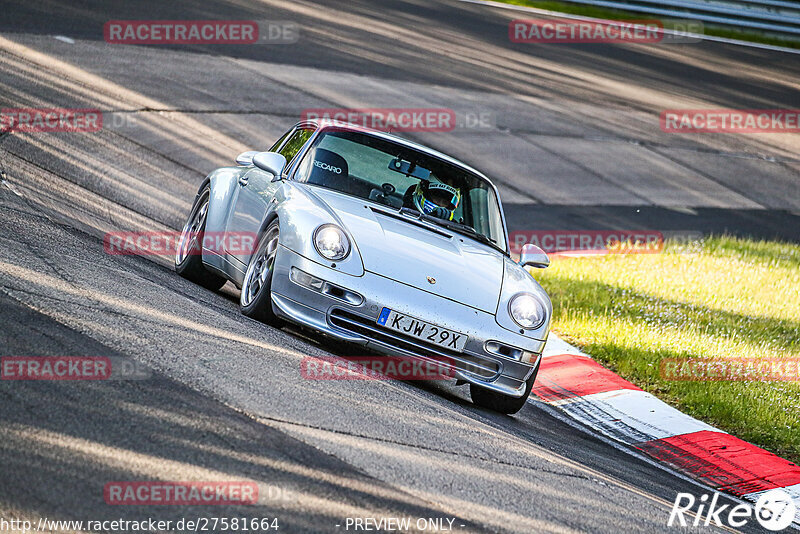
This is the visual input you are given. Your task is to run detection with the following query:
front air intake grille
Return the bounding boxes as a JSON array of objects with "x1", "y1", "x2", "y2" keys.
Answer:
[{"x1": 328, "y1": 308, "x2": 500, "y2": 379}]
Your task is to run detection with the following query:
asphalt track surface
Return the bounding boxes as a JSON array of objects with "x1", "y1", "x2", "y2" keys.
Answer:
[{"x1": 0, "y1": 0, "x2": 797, "y2": 532}]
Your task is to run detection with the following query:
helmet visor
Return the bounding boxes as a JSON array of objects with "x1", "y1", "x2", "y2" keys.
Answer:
[{"x1": 424, "y1": 181, "x2": 459, "y2": 209}]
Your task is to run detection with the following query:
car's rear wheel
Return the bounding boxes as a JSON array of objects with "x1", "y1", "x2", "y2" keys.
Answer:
[
  {"x1": 175, "y1": 187, "x2": 227, "y2": 291},
  {"x1": 240, "y1": 220, "x2": 282, "y2": 325},
  {"x1": 470, "y1": 365, "x2": 538, "y2": 415}
]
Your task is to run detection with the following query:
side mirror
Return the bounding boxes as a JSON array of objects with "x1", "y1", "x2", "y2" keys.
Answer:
[
  {"x1": 252, "y1": 151, "x2": 287, "y2": 178},
  {"x1": 235, "y1": 151, "x2": 259, "y2": 166},
  {"x1": 520, "y1": 243, "x2": 550, "y2": 269}
]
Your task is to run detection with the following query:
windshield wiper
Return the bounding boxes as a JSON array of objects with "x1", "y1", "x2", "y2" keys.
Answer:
[
  {"x1": 399, "y1": 208, "x2": 508, "y2": 256},
  {"x1": 442, "y1": 220, "x2": 508, "y2": 256}
]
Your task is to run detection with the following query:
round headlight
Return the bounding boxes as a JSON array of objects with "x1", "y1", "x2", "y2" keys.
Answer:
[
  {"x1": 508, "y1": 293, "x2": 546, "y2": 329},
  {"x1": 313, "y1": 224, "x2": 350, "y2": 261}
]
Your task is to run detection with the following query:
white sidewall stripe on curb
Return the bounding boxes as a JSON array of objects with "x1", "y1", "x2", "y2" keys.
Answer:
[
  {"x1": 540, "y1": 334, "x2": 588, "y2": 358},
  {"x1": 550, "y1": 388, "x2": 723, "y2": 441},
  {"x1": 536, "y1": 333, "x2": 800, "y2": 526}
]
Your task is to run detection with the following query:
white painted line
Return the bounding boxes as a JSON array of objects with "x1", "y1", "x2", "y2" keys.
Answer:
[
  {"x1": 541, "y1": 332, "x2": 589, "y2": 358},
  {"x1": 551, "y1": 389, "x2": 724, "y2": 442},
  {"x1": 456, "y1": 0, "x2": 800, "y2": 55},
  {"x1": 0, "y1": 175, "x2": 22, "y2": 197},
  {"x1": 53, "y1": 35, "x2": 75, "y2": 44}
]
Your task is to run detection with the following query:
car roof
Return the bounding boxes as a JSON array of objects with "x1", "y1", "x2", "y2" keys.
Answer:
[{"x1": 297, "y1": 118, "x2": 496, "y2": 187}]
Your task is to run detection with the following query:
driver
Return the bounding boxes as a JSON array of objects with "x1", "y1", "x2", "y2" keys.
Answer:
[{"x1": 402, "y1": 175, "x2": 462, "y2": 221}]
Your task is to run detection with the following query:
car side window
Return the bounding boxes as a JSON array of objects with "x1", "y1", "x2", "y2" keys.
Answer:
[
  {"x1": 278, "y1": 128, "x2": 314, "y2": 166},
  {"x1": 268, "y1": 128, "x2": 294, "y2": 152}
]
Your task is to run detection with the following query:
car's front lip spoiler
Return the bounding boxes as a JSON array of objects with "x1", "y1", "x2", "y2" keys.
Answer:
[{"x1": 270, "y1": 292, "x2": 538, "y2": 398}]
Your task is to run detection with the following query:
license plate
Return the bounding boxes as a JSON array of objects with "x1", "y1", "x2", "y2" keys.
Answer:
[{"x1": 377, "y1": 308, "x2": 468, "y2": 352}]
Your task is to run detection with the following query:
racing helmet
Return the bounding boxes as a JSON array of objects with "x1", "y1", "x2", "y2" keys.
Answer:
[{"x1": 412, "y1": 177, "x2": 461, "y2": 220}]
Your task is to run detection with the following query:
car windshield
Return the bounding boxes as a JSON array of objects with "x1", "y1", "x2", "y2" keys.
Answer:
[{"x1": 294, "y1": 129, "x2": 507, "y2": 252}]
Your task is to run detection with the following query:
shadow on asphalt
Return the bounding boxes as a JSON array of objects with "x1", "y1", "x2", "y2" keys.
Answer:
[{"x1": 0, "y1": 295, "x2": 480, "y2": 532}]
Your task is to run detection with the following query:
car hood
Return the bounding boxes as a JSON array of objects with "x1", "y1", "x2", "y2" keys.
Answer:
[{"x1": 304, "y1": 186, "x2": 505, "y2": 313}]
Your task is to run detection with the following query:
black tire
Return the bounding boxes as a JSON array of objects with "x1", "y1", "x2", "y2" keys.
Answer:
[
  {"x1": 240, "y1": 220, "x2": 282, "y2": 325},
  {"x1": 470, "y1": 364, "x2": 538, "y2": 415},
  {"x1": 175, "y1": 187, "x2": 227, "y2": 291}
]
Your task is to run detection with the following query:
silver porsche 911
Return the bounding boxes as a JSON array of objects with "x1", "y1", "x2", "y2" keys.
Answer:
[{"x1": 175, "y1": 119, "x2": 552, "y2": 414}]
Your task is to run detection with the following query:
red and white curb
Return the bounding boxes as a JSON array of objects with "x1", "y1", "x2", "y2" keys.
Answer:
[{"x1": 536, "y1": 334, "x2": 800, "y2": 526}]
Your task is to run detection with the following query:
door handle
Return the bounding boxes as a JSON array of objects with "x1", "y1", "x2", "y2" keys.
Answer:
[{"x1": 238, "y1": 173, "x2": 249, "y2": 186}]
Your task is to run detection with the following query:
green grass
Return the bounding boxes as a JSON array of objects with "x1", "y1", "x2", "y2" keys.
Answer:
[
  {"x1": 532, "y1": 236, "x2": 800, "y2": 463},
  {"x1": 500, "y1": 0, "x2": 800, "y2": 49}
]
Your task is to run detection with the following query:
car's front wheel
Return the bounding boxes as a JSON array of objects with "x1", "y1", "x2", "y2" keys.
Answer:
[
  {"x1": 240, "y1": 219, "x2": 282, "y2": 325},
  {"x1": 470, "y1": 366, "x2": 538, "y2": 415},
  {"x1": 175, "y1": 187, "x2": 227, "y2": 291}
]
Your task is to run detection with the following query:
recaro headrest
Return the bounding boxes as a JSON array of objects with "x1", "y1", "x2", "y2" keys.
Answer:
[{"x1": 307, "y1": 148, "x2": 348, "y2": 186}]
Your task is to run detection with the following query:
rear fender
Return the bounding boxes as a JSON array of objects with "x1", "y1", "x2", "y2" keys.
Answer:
[{"x1": 195, "y1": 167, "x2": 248, "y2": 282}]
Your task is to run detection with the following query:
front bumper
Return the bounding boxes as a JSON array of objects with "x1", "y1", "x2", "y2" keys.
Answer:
[{"x1": 270, "y1": 246, "x2": 545, "y2": 397}]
